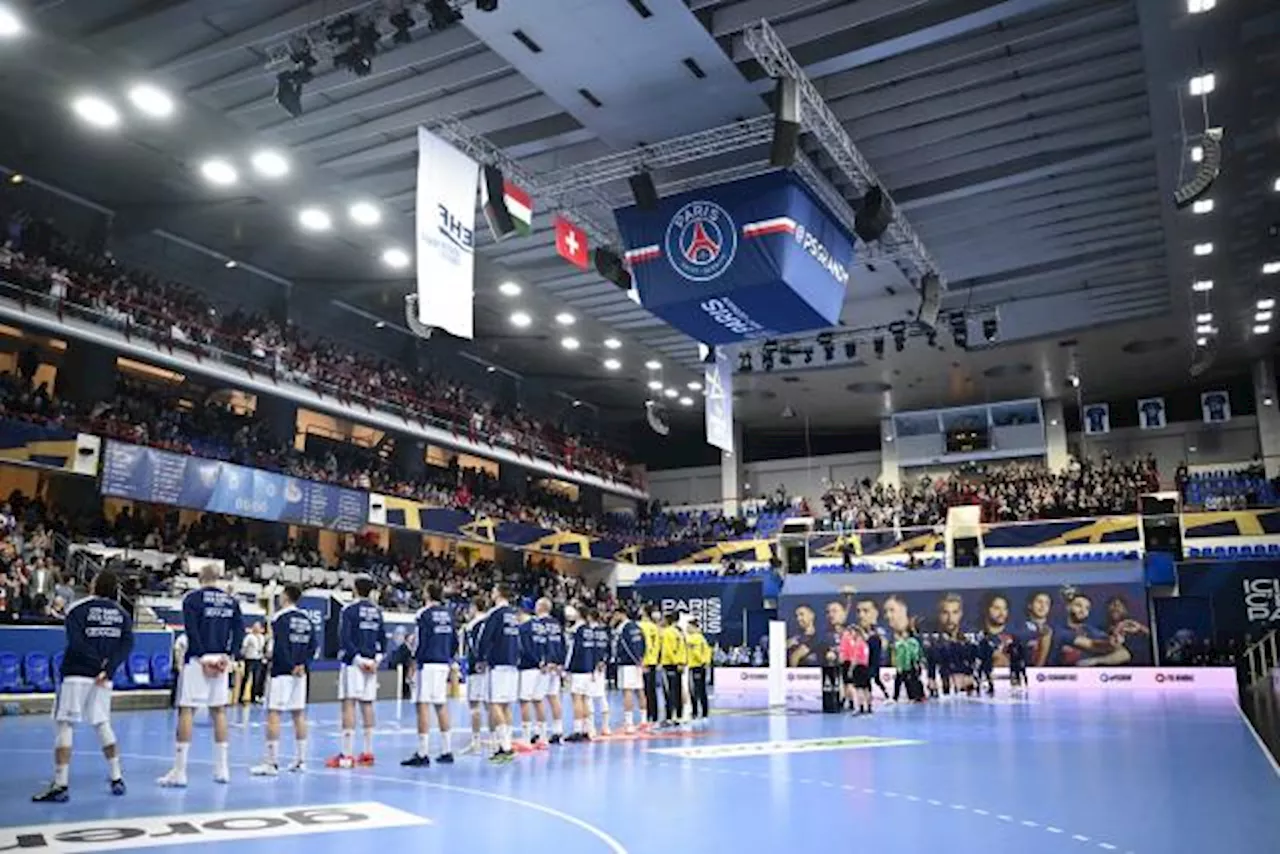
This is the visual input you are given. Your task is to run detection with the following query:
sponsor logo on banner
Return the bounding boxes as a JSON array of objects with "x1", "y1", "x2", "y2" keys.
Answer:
[
  {"x1": 666, "y1": 200, "x2": 738, "y2": 282},
  {"x1": 650, "y1": 735, "x2": 921, "y2": 760},
  {"x1": 792, "y1": 223, "x2": 849, "y2": 286},
  {"x1": 1027, "y1": 667, "x2": 1234, "y2": 694},
  {"x1": 1098, "y1": 673, "x2": 1132, "y2": 684},
  {"x1": 698, "y1": 297, "x2": 770, "y2": 339},
  {"x1": 1154, "y1": 673, "x2": 1194, "y2": 684},
  {"x1": 658, "y1": 596, "x2": 722, "y2": 636},
  {"x1": 416, "y1": 126, "x2": 479, "y2": 340},
  {"x1": 0, "y1": 803, "x2": 430, "y2": 851},
  {"x1": 1244, "y1": 578, "x2": 1280, "y2": 622}
]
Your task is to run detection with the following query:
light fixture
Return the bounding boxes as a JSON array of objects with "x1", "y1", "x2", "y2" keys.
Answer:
[
  {"x1": 679, "y1": 396, "x2": 694, "y2": 407},
  {"x1": 510, "y1": 311, "x2": 532, "y2": 328},
  {"x1": 1257, "y1": 311, "x2": 1274, "y2": 323},
  {"x1": 199, "y1": 158, "x2": 238, "y2": 186},
  {"x1": 663, "y1": 387, "x2": 678, "y2": 399},
  {"x1": 1188, "y1": 0, "x2": 1215, "y2": 13},
  {"x1": 7, "y1": 173, "x2": 21, "y2": 185},
  {"x1": 1263, "y1": 262, "x2": 1280, "y2": 275},
  {"x1": 1193, "y1": 242, "x2": 1213, "y2": 256},
  {"x1": 298, "y1": 207, "x2": 332, "y2": 232},
  {"x1": 560, "y1": 336, "x2": 580, "y2": 351},
  {"x1": 603, "y1": 337, "x2": 622, "y2": 350},
  {"x1": 1196, "y1": 336, "x2": 1208, "y2": 346},
  {"x1": 0, "y1": 5, "x2": 23, "y2": 37},
  {"x1": 381, "y1": 247, "x2": 410, "y2": 269},
  {"x1": 71, "y1": 95, "x2": 121, "y2": 129},
  {"x1": 1192, "y1": 279, "x2": 1214, "y2": 292},
  {"x1": 603, "y1": 357, "x2": 621, "y2": 371},
  {"x1": 555, "y1": 312, "x2": 576, "y2": 326},
  {"x1": 1195, "y1": 312, "x2": 1213, "y2": 323},
  {"x1": 1190, "y1": 146, "x2": 1204, "y2": 163},
  {"x1": 127, "y1": 83, "x2": 175, "y2": 119},
  {"x1": 1258, "y1": 298, "x2": 1275, "y2": 310},
  {"x1": 250, "y1": 149, "x2": 290, "y2": 179},
  {"x1": 1254, "y1": 324, "x2": 1271, "y2": 335},
  {"x1": 1265, "y1": 397, "x2": 1275, "y2": 407},
  {"x1": 645, "y1": 359, "x2": 661, "y2": 370},
  {"x1": 498, "y1": 281, "x2": 522, "y2": 297},
  {"x1": 1274, "y1": 177, "x2": 1280, "y2": 193},
  {"x1": 647, "y1": 379, "x2": 662, "y2": 391},
  {"x1": 1188, "y1": 73, "x2": 1215, "y2": 96},
  {"x1": 1195, "y1": 323, "x2": 1213, "y2": 334},
  {"x1": 224, "y1": 260, "x2": 237, "y2": 269},
  {"x1": 687, "y1": 381, "x2": 702, "y2": 391},
  {"x1": 348, "y1": 201, "x2": 382, "y2": 227},
  {"x1": 1191, "y1": 198, "x2": 1214, "y2": 214}
]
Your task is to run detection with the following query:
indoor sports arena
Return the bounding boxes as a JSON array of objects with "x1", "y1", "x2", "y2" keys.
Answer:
[{"x1": 0, "y1": 0, "x2": 1279, "y2": 852}]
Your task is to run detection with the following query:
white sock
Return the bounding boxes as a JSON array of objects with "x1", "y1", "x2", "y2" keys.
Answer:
[
  {"x1": 522, "y1": 721, "x2": 532, "y2": 741},
  {"x1": 362, "y1": 729, "x2": 374, "y2": 756},
  {"x1": 54, "y1": 764, "x2": 69, "y2": 787},
  {"x1": 107, "y1": 754, "x2": 122, "y2": 780},
  {"x1": 214, "y1": 742, "x2": 229, "y2": 776},
  {"x1": 418, "y1": 734, "x2": 430, "y2": 756},
  {"x1": 266, "y1": 740, "x2": 279, "y2": 765},
  {"x1": 573, "y1": 718, "x2": 583, "y2": 735},
  {"x1": 341, "y1": 730, "x2": 354, "y2": 756},
  {"x1": 439, "y1": 730, "x2": 451, "y2": 755},
  {"x1": 624, "y1": 711, "x2": 634, "y2": 728},
  {"x1": 587, "y1": 715, "x2": 597, "y2": 737},
  {"x1": 552, "y1": 718, "x2": 564, "y2": 736},
  {"x1": 500, "y1": 725, "x2": 513, "y2": 752},
  {"x1": 174, "y1": 743, "x2": 190, "y2": 775},
  {"x1": 295, "y1": 739, "x2": 307, "y2": 763}
]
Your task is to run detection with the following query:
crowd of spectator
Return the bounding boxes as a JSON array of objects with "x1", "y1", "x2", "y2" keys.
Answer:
[
  {"x1": 0, "y1": 491, "x2": 76, "y2": 623},
  {"x1": 0, "y1": 206, "x2": 633, "y2": 485}
]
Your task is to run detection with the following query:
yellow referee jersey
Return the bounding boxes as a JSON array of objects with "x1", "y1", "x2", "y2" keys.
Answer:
[
  {"x1": 641, "y1": 619, "x2": 661, "y2": 666},
  {"x1": 685, "y1": 630, "x2": 712, "y2": 668},
  {"x1": 660, "y1": 625, "x2": 687, "y2": 666}
]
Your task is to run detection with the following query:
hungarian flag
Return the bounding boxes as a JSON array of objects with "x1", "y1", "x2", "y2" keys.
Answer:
[
  {"x1": 483, "y1": 179, "x2": 532, "y2": 239},
  {"x1": 555, "y1": 214, "x2": 589, "y2": 270}
]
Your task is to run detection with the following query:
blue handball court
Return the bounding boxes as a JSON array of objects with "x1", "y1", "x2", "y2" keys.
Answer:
[{"x1": 0, "y1": 684, "x2": 1276, "y2": 854}]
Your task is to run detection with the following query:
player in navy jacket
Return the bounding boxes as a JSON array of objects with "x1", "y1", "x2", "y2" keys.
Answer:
[
  {"x1": 403, "y1": 583, "x2": 458, "y2": 768},
  {"x1": 563, "y1": 606, "x2": 595, "y2": 742},
  {"x1": 34, "y1": 570, "x2": 133, "y2": 803},
  {"x1": 251, "y1": 584, "x2": 316, "y2": 777},
  {"x1": 462, "y1": 594, "x2": 492, "y2": 755},
  {"x1": 329, "y1": 577, "x2": 384, "y2": 769},
  {"x1": 611, "y1": 608, "x2": 647, "y2": 734},
  {"x1": 478, "y1": 584, "x2": 521, "y2": 762},
  {"x1": 535, "y1": 598, "x2": 566, "y2": 744},
  {"x1": 516, "y1": 608, "x2": 547, "y2": 744},
  {"x1": 159, "y1": 565, "x2": 245, "y2": 788}
]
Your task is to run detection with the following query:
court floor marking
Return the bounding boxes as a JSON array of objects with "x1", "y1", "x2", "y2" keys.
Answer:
[
  {"x1": 653, "y1": 760, "x2": 1134, "y2": 854},
  {"x1": 1234, "y1": 704, "x2": 1280, "y2": 779},
  {"x1": 2, "y1": 749, "x2": 629, "y2": 854}
]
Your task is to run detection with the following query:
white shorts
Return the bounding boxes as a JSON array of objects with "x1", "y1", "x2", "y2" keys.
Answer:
[
  {"x1": 338, "y1": 663, "x2": 379, "y2": 703},
  {"x1": 518, "y1": 669, "x2": 541, "y2": 702},
  {"x1": 467, "y1": 669, "x2": 490, "y2": 703},
  {"x1": 414, "y1": 663, "x2": 450, "y2": 706},
  {"x1": 53, "y1": 676, "x2": 112, "y2": 726},
  {"x1": 569, "y1": 672, "x2": 593, "y2": 695},
  {"x1": 266, "y1": 674, "x2": 307, "y2": 712},
  {"x1": 178, "y1": 659, "x2": 231, "y2": 709},
  {"x1": 589, "y1": 669, "x2": 606, "y2": 699},
  {"x1": 489, "y1": 665, "x2": 518, "y2": 704},
  {"x1": 619, "y1": 665, "x2": 643, "y2": 691},
  {"x1": 539, "y1": 670, "x2": 561, "y2": 698}
]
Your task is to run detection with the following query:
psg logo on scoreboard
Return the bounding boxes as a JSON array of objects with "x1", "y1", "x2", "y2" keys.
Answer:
[{"x1": 665, "y1": 200, "x2": 738, "y2": 282}]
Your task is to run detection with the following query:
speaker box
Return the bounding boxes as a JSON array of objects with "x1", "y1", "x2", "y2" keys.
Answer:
[
  {"x1": 629, "y1": 171, "x2": 659, "y2": 210},
  {"x1": 1142, "y1": 519, "x2": 1182, "y2": 555},
  {"x1": 917, "y1": 272, "x2": 941, "y2": 328},
  {"x1": 769, "y1": 78, "x2": 801, "y2": 168},
  {"x1": 594, "y1": 247, "x2": 632, "y2": 291},
  {"x1": 482, "y1": 164, "x2": 516, "y2": 240},
  {"x1": 784, "y1": 544, "x2": 808, "y2": 575},
  {"x1": 854, "y1": 185, "x2": 893, "y2": 244},
  {"x1": 953, "y1": 536, "x2": 980, "y2": 568}
]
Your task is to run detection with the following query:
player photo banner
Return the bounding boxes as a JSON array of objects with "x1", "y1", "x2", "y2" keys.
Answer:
[
  {"x1": 614, "y1": 171, "x2": 852, "y2": 345},
  {"x1": 705, "y1": 345, "x2": 735, "y2": 453},
  {"x1": 416, "y1": 126, "x2": 479, "y2": 340},
  {"x1": 1200, "y1": 390, "x2": 1231, "y2": 424},
  {"x1": 778, "y1": 567, "x2": 1152, "y2": 668},
  {"x1": 1137, "y1": 396, "x2": 1166, "y2": 430},
  {"x1": 1082, "y1": 402, "x2": 1110, "y2": 435}
]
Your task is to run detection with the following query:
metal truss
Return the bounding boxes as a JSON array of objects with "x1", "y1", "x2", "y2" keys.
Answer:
[{"x1": 742, "y1": 19, "x2": 945, "y2": 288}]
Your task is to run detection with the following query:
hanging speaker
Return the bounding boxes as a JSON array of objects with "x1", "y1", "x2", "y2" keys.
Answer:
[
  {"x1": 854, "y1": 185, "x2": 893, "y2": 243},
  {"x1": 629, "y1": 171, "x2": 659, "y2": 210},
  {"x1": 594, "y1": 247, "x2": 633, "y2": 291},
  {"x1": 917, "y1": 272, "x2": 941, "y2": 328},
  {"x1": 769, "y1": 78, "x2": 800, "y2": 168},
  {"x1": 481, "y1": 164, "x2": 517, "y2": 240}
]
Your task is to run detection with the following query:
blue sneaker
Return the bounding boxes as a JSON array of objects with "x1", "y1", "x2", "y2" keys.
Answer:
[
  {"x1": 32, "y1": 784, "x2": 69, "y2": 803},
  {"x1": 111, "y1": 778, "x2": 126, "y2": 796}
]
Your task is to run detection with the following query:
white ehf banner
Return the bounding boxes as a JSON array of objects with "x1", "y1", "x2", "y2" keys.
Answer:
[
  {"x1": 417, "y1": 126, "x2": 479, "y2": 339},
  {"x1": 703, "y1": 345, "x2": 734, "y2": 454}
]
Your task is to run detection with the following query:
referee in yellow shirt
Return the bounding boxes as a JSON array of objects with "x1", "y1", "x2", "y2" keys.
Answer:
[
  {"x1": 685, "y1": 619, "x2": 712, "y2": 727},
  {"x1": 659, "y1": 614, "x2": 686, "y2": 726},
  {"x1": 640, "y1": 611, "x2": 661, "y2": 726}
]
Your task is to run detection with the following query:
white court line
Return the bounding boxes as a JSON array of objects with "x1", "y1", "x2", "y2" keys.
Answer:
[
  {"x1": 0, "y1": 749, "x2": 628, "y2": 854},
  {"x1": 1235, "y1": 704, "x2": 1280, "y2": 779},
  {"x1": 1074, "y1": 835, "x2": 1092, "y2": 842}
]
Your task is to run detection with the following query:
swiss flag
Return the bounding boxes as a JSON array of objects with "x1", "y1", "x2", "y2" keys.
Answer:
[{"x1": 555, "y1": 214, "x2": 589, "y2": 270}]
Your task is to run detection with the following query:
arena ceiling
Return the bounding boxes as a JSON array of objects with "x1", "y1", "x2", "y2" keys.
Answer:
[{"x1": 0, "y1": 0, "x2": 1275, "y2": 429}]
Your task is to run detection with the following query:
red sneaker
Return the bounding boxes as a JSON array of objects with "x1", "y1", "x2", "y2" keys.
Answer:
[
  {"x1": 356, "y1": 753, "x2": 376, "y2": 767},
  {"x1": 324, "y1": 754, "x2": 355, "y2": 769}
]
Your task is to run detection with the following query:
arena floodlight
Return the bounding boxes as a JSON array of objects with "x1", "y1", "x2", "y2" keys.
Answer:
[
  {"x1": 298, "y1": 207, "x2": 332, "y2": 232},
  {"x1": 498, "y1": 281, "x2": 522, "y2": 297},
  {"x1": 603, "y1": 358, "x2": 622, "y2": 371},
  {"x1": 0, "y1": 5, "x2": 23, "y2": 38},
  {"x1": 510, "y1": 311, "x2": 532, "y2": 328},
  {"x1": 251, "y1": 149, "x2": 290, "y2": 179},
  {"x1": 381, "y1": 247, "x2": 410, "y2": 269},
  {"x1": 603, "y1": 337, "x2": 622, "y2": 350},
  {"x1": 348, "y1": 201, "x2": 382, "y2": 227},
  {"x1": 72, "y1": 95, "x2": 121, "y2": 129},
  {"x1": 199, "y1": 158, "x2": 238, "y2": 186},
  {"x1": 127, "y1": 83, "x2": 175, "y2": 119}
]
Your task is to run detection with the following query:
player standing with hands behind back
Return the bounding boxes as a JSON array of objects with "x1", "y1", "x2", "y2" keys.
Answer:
[
  {"x1": 479, "y1": 584, "x2": 521, "y2": 764},
  {"x1": 327, "y1": 577, "x2": 384, "y2": 769},
  {"x1": 158, "y1": 565, "x2": 245, "y2": 787},
  {"x1": 251, "y1": 584, "x2": 316, "y2": 776}
]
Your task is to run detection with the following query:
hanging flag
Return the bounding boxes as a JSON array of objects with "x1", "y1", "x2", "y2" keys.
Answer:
[
  {"x1": 1201, "y1": 390, "x2": 1231, "y2": 423},
  {"x1": 1082, "y1": 403, "x2": 1110, "y2": 435},
  {"x1": 482, "y1": 176, "x2": 533, "y2": 239},
  {"x1": 703, "y1": 345, "x2": 735, "y2": 454},
  {"x1": 416, "y1": 127, "x2": 479, "y2": 340},
  {"x1": 555, "y1": 214, "x2": 590, "y2": 270},
  {"x1": 1137, "y1": 397, "x2": 1166, "y2": 430}
]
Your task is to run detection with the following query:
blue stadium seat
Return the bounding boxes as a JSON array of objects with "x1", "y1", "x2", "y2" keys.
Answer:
[
  {"x1": 127, "y1": 653, "x2": 153, "y2": 687},
  {"x1": 51, "y1": 651, "x2": 64, "y2": 685},
  {"x1": 112, "y1": 663, "x2": 132, "y2": 691},
  {"x1": 0, "y1": 652, "x2": 31, "y2": 692},
  {"x1": 23, "y1": 652, "x2": 53, "y2": 692}
]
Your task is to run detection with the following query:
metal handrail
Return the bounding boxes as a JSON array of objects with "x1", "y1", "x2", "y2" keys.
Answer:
[{"x1": 1244, "y1": 630, "x2": 1279, "y2": 688}]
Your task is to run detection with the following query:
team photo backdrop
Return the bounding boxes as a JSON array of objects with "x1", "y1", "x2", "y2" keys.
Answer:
[{"x1": 779, "y1": 566, "x2": 1153, "y2": 667}]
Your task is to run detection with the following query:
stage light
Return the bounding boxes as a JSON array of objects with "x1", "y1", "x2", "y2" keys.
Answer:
[
  {"x1": 603, "y1": 338, "x2": 622, "y2": 350},
  {"x1": 844, "y1": 340, "x2": 856, "y2": 359},
  {"x1": 7, "y1": 173, "x2": 21, "y2": 184},
  {"x1": 1274, "y1": 177, "x2": 1280, "y2": 193},
  {"x1": 873, "y1": 337, "x2": 885, "y2": 359},
  {"x1": 275, "y1": 69, "x2": 310, "y2": 118},
  {"x1": 1187, "y1": 0, "x2": 1215, "y2": 12},
  {"x1": 555, "y1": 312, "x2": 576, "y2": 326},
  {"x1": 1193, "y1": 242, "x2": 1213, "y2": 256},
  {"x1": 1176, "y1": 130, "x2": 1222, "y2": 209},
  {"x1": 1257, "y1": 311, "x2": 1274, "y2": 322},
  {"x1": 1188, "y1": 73, "x2": 1215, "y2": 96},
  {"x1": 817, "y1": 332, "x2": 834, "y2": 361},
  {"x1": 1191, "y1": 198, "x2": 1214, "y2": 214},
  {"x1": 679, "y1": 396, "x2": 694, "y2": 407},
  {"x1": 891, "y1": 322, "x2": 906, "y2": 352},
  {"x1": 127, "y1": 83, "x2": 175, "y2": 119},
  {"x1": 761, "y1": 353, "x2": 774, "y2": 372},
  {"x1": 560, "y1": 336, "x2": 580, "y2": 351},
  {"x1": 224, "y1": 260, "x2": 237, "y2": 269},
  {"x1": 647, "y1": 380, "x2": 663, "y2": 391},
  {"x1": 645, "y1": 359, "x2": 661, "y2": 370},
  {"x1": 72, "y1": 95, "x2": 120, "y2": 129},
  {"x1": 687, "y1": 381, "x2": 702, "y2": 391},
  {"x1": 1196, "y1": 336, "x2": 1208, "y2": 346},
  {"x1": 381, "y1": 247, "x2": 410, "y2": 269},
  {"x1": 1195, "y1": 312, "x2": 1213, "y2": 323},
  {"x1": 1258, "y1": 298, "x2": 1275, "y2": 310},
  {"x1": 510, "y1": 311, "x2": 532, "y2": 328},
  {"x1": 1254, "y1": 324, "x2": 1271, "y2": 335},
  {"x1": 1263, "y1": 263, "x2": 1280, "y2": 275},
  {"x1": 982, "y1": 317, "x2": 998, "y2": 342},
  {"x1": 1195, "y1": 324, "x2": 1214, "y2": 334},
  {"x1": 199, "y1": 158, "x2": 238, "y2": 186},
  {"x1": 251, "y1": 149, "x2": 290, "y2": 179},
  {"x1": 603, "y1": 358, "x2": 621, "y2": 371},
  {"x1": 663, "y1": 387, "x2": 678, "y2": 399},
  {"x1": 298, "y1": 207, "x2": 332, "y2": 232},
  {"x1": 1192, "y1": 279, "x2": 1214, "y2": 292},
  {"x1": 498, "y1": 281, "x2": 522, "y2": 297},
  {"x1": 0, "y1": 6, "x2": 23, "y2": 38},
  {"x1": 739, "y1": 352, "x2": 753, "y2": 372},
  {"x1": 1191, "y1": 146, "x2": 1203, "y2": 163},
  {"x1": 348, "y1": 201, "x2": 382, "y2": 227}
]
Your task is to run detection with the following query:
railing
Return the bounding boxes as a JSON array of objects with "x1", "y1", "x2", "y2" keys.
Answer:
[
  {"x1": 0, "y1": 275, "x2": 641, "y2": 489},
  {"x1": 1244, "y1": 630, "x2": 1279, "y2": 688}
]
